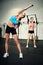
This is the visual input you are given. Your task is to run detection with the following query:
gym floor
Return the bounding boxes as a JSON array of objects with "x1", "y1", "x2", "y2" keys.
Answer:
[{"x1": 0, "y1": 38, "x2": 43, "y2": 65}]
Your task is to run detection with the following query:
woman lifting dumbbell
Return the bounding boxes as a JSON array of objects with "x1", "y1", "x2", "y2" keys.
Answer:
[{"x1": 26, "y1": 17, "x2": 37, "y2": 48}]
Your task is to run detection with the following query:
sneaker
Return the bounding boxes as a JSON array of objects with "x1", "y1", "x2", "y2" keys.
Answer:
[
  {"x1": 19, "y1": 53, "x2": 23, "y2": 58},
  {"x1": 3, "y1": 53, "x2": 9, "y2": 58},
  {"x1": 26, "y1": 45, "x2": 28, "y2": 48},
  {"x1": 34, "y1": 45, "x2": 37, "y2": 48}
]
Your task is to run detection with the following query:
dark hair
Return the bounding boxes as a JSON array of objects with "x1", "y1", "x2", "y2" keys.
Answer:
[{"x1": 19, "y1": 18, "x2": 22, "y2": 20}]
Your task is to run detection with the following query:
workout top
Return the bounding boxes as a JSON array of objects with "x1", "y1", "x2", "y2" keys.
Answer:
[{"x1": 9, "y1": 16, "x2": 19, "y2": 25}]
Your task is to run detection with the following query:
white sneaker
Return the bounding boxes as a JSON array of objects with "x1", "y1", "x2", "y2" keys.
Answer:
[
  {"x1": 19, "y1": 53, "x2": 23, "y2": 58},
  {"x1": 3, "y1": 53, "x2": 9, "y2": 58},
  {"x1": 34, "y1": 45, "x2": 37, "y2": 48},
  {"x1": 26, "y1": 45, "x2": 28, "y2": 48}
]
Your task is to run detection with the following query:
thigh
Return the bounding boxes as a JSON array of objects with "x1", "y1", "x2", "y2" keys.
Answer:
[
  {"x1": 11, "y1": 28, "x2": 17, "y2": 35},
  {"x1": 32, "y1": 33, "x2": 35, "y2": 40},
  {"x1": 5, "y1": 33, "x2": 10, "y2": 43},
  {"x1": 13, "y1": 34, "x2": 18, "y2": 42},
  {"x1": 5, "y1": 25, "x2": 11, "y2": 34},
  {"x1": 5, "y1": 25, "x2": 11, "y2": 42},
  {"x1": 27, "y1": 33, "x2": 31, "y2": 39}
]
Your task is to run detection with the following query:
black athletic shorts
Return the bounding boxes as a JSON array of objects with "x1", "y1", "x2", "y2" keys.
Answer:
[
  {"x1": 28, "y1": 30, "x2": 34, "y2": 34},
  {"x1": 5, "y1": 25, "x2": 17, "y2": 35}
]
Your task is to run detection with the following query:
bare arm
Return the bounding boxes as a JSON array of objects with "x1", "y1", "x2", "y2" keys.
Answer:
[
  {"x1": 33, "y1": 21, "x2": 36, "y2": 28},
  {"x1": 18, "y1": 4, "x2": 34, "y2": 14}
]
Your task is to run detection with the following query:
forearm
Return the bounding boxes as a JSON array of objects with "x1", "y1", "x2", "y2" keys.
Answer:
[
  {"x1": 18, "y1": 4, "x2": 33, "y2": 14},
  {"x1": 23, "y1": 4, "x2": 33, "y2": 11}
]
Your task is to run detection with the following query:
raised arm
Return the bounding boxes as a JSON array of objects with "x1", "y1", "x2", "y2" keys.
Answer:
[{"x1": 18, "y1": 4, "x2": 34, "y2": 14}]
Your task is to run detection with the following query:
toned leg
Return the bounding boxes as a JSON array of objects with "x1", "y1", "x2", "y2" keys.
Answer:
[
  {"x1": 26, "y1": 33, "x2": 30, "y2": 48},
  {"x1": 5, "y1": 33, "x2": 10, "y2": 53},
  {"x1": 33, "y1": 33, "x2": 37, "y2": 48},
  {"x1": 3, "y1": 33, "x2": 10, "y2": 58},
  {"x1": 13, "y1": 34, "x2": 23, "y2": 58}
]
